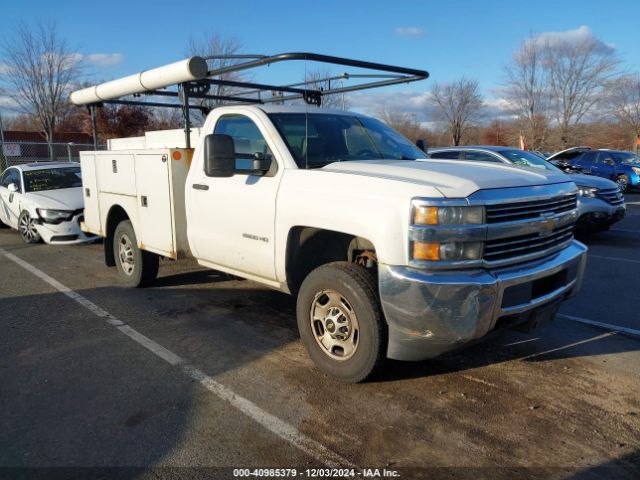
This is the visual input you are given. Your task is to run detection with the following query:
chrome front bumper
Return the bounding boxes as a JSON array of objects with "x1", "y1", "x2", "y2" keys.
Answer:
[{"x1": 379, "y1": 241, "x2": 588, "y2": 361}]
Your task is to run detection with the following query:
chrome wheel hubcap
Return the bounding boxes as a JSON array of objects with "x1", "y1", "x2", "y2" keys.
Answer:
[
  {"x1": 617, "y1": 178, "x2": 628, "y2": 191},
  {"x1": 310, "y1": 289, "x2": 359, "y2": 360},
  {"x1": 118, "y1": 234, "x2": 135, "y2": 275},
  {"x1": 19, "y1": 214, "x2": 37, "y2": 242}
]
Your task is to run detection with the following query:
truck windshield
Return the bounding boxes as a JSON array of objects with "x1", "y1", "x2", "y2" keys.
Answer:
[
  {"x1": 23, "y1": 167, "x2": 82, "y2": 193},
  {"x1": 268, "y1": 113, "x2": 427, "y2": 168}
]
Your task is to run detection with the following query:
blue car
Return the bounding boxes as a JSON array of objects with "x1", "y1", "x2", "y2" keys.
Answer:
[{"x1": 547, "y1": 147, "x2": 640, "y2": 193}]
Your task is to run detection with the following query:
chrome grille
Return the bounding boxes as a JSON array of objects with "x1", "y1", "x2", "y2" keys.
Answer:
[
  {"x1": 485, "y1": 194, "x2": 577, "y2": 223},
  {"x1": 484, "y1": 224, "x2": 575, "y2": 264},
  {"x1": 597, "y1": 188, "x2": 624, "y2": 206}
]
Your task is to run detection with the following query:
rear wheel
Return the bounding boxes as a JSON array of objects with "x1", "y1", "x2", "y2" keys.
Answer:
[
  {"x1": 616, "y1": 174, "x2": 630, "y2": 193},
  {"x1": 18, "y1": 211, "x2": 41, "y2": 244},
  {"x1": 113, "y1": 220, "x2": 159, "y2": 287},
  {"x1": 296, "y1": 262, "x2": 385, "y2": 383}
]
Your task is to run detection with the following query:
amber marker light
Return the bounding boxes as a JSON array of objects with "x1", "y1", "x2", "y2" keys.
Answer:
[
  {"x1": 172, "y1": 151, "x2": 182, "y2": 161},
  {"x1": 413, "y1": 242, "x2": 440, "y2": 261},
  {"x1": 413, "y1": 206, "x2": 438, "y2": 225}
]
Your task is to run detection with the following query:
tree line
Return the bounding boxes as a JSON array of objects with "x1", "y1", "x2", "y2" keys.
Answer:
[{"x1": 1, "y1": 21, "x2": 639, "y2": 155}]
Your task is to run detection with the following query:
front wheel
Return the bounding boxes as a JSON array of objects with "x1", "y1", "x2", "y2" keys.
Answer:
[
  {"x1": 113, "y1": 220, "x2": 159, "y2": 288},
  {"x1": 18, "y1": 211, "x2": 41, "y2": 244},
  {"x1": 296, "y1": 262, "x2": 386, "y2": 383},
  {"x1": 616, "y1": 174, "x2": 630, "y2": 193}
]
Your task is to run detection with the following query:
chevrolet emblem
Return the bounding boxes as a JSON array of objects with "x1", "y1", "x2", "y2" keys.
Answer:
[{"x1": 539, "y1": 216, "x2": 556, "y2": 236}]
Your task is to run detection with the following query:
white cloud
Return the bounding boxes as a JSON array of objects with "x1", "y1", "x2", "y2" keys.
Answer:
[
  {"x1": 0, "y1": 94, "x2": 19, "y2": 109},
  {"x1": 65, "y1": 52, "x2": 124, "y2": 68},
  {"x1": 528, "y1": 26, "x2": 614, "y2": 54},
  {"x1": 395, "y1": 26, "x2": 424, "y2": 38},
  {"x1": 0, "y1": 64, "x2": 12, "y2": 75},
  {"x1": 84, "y1": 53, "x2": 124, "y2": 67},
  {"x1": 348, "y1": 90, "x2": 431, "y2": 119}
]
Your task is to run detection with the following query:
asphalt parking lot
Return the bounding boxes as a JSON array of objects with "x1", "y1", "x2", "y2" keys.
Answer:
[{"x1": 1, "y1": 195, "x2": 639, "y2": 480}]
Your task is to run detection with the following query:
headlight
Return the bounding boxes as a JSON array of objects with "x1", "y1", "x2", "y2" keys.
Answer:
[
  {"x1": 413, "y1": 205, "x2": 485, "y2": 225},
  {"x1": 632, "y1": 167, "x2": 640, "y2": 175},
  {"x1": 36, "y1": 209, "x2": 75, "y2": 224},
  {"x1": 577, "y1": 186, "x2": 597, "y2": 197}
]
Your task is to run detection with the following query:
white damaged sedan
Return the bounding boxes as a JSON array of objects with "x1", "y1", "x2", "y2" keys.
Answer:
[{"x1": 0, "y1": 163, "x2": 97, "y2": 244}]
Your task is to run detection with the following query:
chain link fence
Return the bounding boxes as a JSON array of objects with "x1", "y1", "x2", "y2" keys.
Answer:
[{"x1": 0, "y1": 142, "x2": 106, "y2": 169}]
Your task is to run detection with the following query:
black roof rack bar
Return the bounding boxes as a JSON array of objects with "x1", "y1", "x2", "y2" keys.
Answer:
[
  {"x1": 226, "y1": 73, "x2": 405, "y2": 99},
  {"x1": 144, "y1": 90, "x2": 262, "y2": 104},
  {"x1": 284, "y1": 73, "x2": 406, "y2": 88},
  {"x1": 258, "y1": 76, "x2": 426, "y2": 105},
  {"x1": 101, "y1": 99, "x2": 205, "y2": 110},
  {"x1": 206, "y1": 52, "x2": 429, "y2": 79},
  {"x1": 203, "y1": 54, "x2": 268, "y2": 60},
  {"x1": 201, "y1": 78, "x2": 321, "y2": 96}
]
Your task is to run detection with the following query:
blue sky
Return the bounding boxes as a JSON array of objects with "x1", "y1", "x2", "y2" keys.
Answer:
[{"x1": 1, "y1": 0, "x2": 639, "y2": 119}]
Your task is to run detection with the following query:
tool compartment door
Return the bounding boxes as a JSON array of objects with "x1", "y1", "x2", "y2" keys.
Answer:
[
  {"x1": 79, "y1": 153, "x2": 101, "y2": 234},
  {"x1": 134, "y1": 152, "x2": 174, "y2": 256}
]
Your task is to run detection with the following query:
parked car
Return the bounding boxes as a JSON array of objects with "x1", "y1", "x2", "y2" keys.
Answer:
[
  {"x1": 428, "y1": 146, "x2": 626, "y2": 232},
  {"x1": 0, "y1": 163, "x2": 97, "y2": 244},
  {"x1": 547, "y1": 147, "x2": 640, "y2": 193},
  {"x1": 533, "y1": 150, "x2": 552, "y2": 159}
]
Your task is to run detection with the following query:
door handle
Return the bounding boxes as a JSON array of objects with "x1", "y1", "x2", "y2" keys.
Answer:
[{"x1": 192, "y1": 184, "x2": 209, "y2": 191}]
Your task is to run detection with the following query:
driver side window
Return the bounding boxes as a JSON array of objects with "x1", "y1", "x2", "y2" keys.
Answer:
[
  {"x1": 1, "y1": 169, "x2": 20, "y2": 191},
  {"x1": 214, "y1": 115, "x2": 273, "y2": 172}
]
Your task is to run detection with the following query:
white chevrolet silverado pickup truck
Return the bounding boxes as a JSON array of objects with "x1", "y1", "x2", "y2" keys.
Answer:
[{"x1": 79, "y1": 104, "x2": 587, "y2": 382}]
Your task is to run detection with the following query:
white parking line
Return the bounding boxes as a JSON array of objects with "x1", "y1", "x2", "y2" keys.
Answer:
[
  {"x1": 588, "y1": 254, "x2": 640, "y2": 265},
  {"x1": 0, "y1": 247, "x2": 354, "y2": 469},
  {"x1": 518, "y1": 332, "x2": 617, "y2": 360},
  {"x1": 559, "y1": 314, "x2": 640, "y2": 339}
]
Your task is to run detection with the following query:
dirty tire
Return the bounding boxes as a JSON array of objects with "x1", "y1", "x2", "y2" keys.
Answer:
[
  {"x1": 18, "y1": 211, "x2": 41, "y2": 244},
  {"x1": 616, "y1": 174, "x2": 630, "y2": 193},
  {"x1": 296, "y1": 262, "x2": 385, "y2": 383},
  {"x1": 113, "y1": 220, "x2": 159, "y2": 288}
]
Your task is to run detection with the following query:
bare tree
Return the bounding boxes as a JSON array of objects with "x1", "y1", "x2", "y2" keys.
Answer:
[
  {"x1": 606, "y1": 74, "x2": 640, "y2": 145},
  {"x1": 542, "y1": 34, "x2": 619, "y2": 147},
  {"x1": 503, "y1": 35, "x2": 550, "y2": 149},
  {"x1": 429, "y1": 77, "x2": 484, "y2": 146},
  {"x1": 186, "y1": 32, "x2": 246, "y2": 120},
  {"x1": 377, "y1": 106, "x2": 431, "y2": 142},
  {"x1": 1, "y1": 21, "x2": 82, "y2": 159}
]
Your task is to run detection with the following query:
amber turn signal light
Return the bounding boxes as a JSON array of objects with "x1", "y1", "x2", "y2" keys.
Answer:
[{"x1": 412, "y1": 242, "x2": 440, "y2": 261}]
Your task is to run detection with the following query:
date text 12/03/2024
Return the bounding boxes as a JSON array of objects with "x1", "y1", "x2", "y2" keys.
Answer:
[{"x1": 232, "y1": 468, "x2": 400, "y2": 478}]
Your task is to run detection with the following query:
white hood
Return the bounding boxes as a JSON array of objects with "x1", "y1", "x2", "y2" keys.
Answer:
[
  {"x1": 321, "y1": 159, "x2": 571, "y2": 198},
  {"x1": 25, "y1": 187, "x2": 84, "y2": 210}
]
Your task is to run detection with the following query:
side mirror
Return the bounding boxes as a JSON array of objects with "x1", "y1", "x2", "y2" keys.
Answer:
[
  {"x1": 251, "y1": 152, "x2": 272, "y2": 176},
  {"x1": 416, "y1": 139, "x2": 428, "y2": 152},
  {"x1": 204, "y1": 134, "x2": 236, "y2": 177},
  {"x1": 8, "y1": 183, "x2": 18, "y2": 193}
]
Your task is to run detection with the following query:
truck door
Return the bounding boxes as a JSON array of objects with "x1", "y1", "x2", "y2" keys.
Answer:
[{"x1": 189, "y1": 113, "x2": 281, "y2": 281}]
